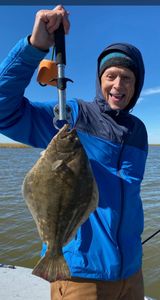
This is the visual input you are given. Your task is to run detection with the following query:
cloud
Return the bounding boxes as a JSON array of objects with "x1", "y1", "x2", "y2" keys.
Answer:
[
  {"x1": 137, "y1": 86, "x2": 160, "y2": 104},
  {"x1": 141, "y1": 86, "x2": 160, "y2": 96}
]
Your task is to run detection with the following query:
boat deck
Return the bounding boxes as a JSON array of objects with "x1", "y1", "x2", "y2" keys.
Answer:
[{"x1": 0, "y1": 264, "x2": 50, "y2": 300}]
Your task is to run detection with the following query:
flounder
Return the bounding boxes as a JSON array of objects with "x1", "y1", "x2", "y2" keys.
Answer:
[{"x1": 22, "y1": 124, "x2": 98, "y2": 282}]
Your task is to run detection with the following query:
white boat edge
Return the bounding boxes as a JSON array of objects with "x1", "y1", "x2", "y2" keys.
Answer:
[
  {"x1": 0, "y1": 264, "x2": 157, "y2": 300},
  {"x1": 0, "y1": 264, "x2": 50, "y2": 300}
]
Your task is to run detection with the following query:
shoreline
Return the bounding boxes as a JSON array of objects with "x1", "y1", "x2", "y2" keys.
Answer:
[
  {"x1": 0, "y1": 143, "x2": 160, "y2": 148},
  {"x1": 0, "y1": 143, "x2": 30, "y2": 148}
]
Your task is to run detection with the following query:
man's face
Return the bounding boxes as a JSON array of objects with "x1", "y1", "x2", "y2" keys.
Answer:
[{"x1": 101, "y1": 66, "x2": 136, "y2": 110}]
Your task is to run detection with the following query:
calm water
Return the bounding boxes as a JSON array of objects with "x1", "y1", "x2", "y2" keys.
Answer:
[{"x1": 0, "y1": 146, "x2": 159, "y2": 299}]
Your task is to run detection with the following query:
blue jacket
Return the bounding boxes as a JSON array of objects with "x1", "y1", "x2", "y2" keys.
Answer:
[{"x1": 0, "y1": 37, "x2": 148, "y2": 280}]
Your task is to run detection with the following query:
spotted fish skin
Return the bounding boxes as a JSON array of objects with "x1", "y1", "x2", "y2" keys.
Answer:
[{"x1": 22, "y1": 124, "x2": 99, "y2": 282}]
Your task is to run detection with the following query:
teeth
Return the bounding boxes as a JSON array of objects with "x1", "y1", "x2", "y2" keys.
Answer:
[{"x1": 110, "y1": 93, "x2": 124, "y2": 98}]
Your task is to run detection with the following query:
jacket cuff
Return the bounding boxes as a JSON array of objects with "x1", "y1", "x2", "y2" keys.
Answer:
[{"x1": 17, "y1": 36, "x2": 49, "y2": 67}]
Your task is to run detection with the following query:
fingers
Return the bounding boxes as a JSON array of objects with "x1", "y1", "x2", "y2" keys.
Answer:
[
  {"x1": 62, "y1": 11, "x2": 70, "y2": 34},
  {"x1": 30, "y1": 5, "x2": 70, "y2": 50},
  {"x1": 44, "y1": 5, "x2": 70, "y2": 34}
]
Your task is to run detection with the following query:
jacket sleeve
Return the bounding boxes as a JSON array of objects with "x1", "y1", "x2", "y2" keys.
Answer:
[{"x1": 0, "y1": 37, "x2": 58, "y2": 148}]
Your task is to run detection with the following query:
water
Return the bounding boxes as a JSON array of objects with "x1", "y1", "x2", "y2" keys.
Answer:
[
  {"x1": 141, "y1": 146, "x2": 160, "y2": 299},
  {"x1": 0, "y1": 146, "x2": 159, "y2": 299}
]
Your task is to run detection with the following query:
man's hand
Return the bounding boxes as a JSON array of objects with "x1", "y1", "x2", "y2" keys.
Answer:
[{"x1": 30, "y1": 5, "x2": 70, "y2": 51}]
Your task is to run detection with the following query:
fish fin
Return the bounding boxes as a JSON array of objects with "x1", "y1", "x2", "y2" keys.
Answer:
[{"x1": 32, "y1": 253, "x2": 71, "y2": 282}]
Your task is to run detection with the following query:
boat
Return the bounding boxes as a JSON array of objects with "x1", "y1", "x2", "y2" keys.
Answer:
[
  {"x1": 0, "y1": 264, "x2": 156, "y2": 300},
  {"x1": 0, "y1": 264, "x2": 50, "y2": 300}
]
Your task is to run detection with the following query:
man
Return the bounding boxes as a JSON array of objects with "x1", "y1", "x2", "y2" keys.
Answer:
[{"x1": 0, "y1": 5, "x2": 148, "y2": 300}]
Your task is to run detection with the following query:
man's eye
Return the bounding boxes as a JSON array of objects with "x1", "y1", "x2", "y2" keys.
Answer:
[
  {"x1": 124, "y1": 77, "x2": 132, "y2": 82},
  {"x1": 107, "y1": 74, "x2": 115, "y2": 80}
]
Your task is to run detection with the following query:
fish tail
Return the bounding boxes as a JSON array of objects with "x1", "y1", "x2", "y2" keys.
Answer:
[{"x1": 32, "y1": 253, "x2": 71, "y2": 282}]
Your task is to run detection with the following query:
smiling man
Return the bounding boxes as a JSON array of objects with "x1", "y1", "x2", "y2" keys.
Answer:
[
  {"x1": 97, "y1": 45, "x2": 144, "y2": 111},
  {"x1": 0, "y1": 6, "x2": 148, "y2": 300},
  {"x1": 101, "y1": 66, "x2": 136, "y2": 110}
]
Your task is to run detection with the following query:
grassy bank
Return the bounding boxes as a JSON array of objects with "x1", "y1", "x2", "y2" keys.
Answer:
[
  {"x1": 0, "y1": 143, "x2": 30, "y2": 148},
  {"x1": 0, "y1": 143, "x2": 160, "y2": 148}
]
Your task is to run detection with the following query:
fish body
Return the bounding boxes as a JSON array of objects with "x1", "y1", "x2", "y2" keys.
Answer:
[{"x1": 22, "y1": 124, "x2": 98, "y2": 282}]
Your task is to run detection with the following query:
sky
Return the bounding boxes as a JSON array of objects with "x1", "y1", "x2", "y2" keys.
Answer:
[{"x1": 0, "y1": 5, "x2": 160, "y2": 144}]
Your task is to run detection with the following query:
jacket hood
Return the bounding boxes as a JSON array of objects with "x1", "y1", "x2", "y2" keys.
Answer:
[{"x1": 95, "y1": 42, "x2": 145, "y2": 112}]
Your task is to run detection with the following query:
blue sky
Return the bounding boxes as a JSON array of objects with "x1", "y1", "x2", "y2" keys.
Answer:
[{"x1": 0, "y1": 5, "x2": 160, "y2": 144}]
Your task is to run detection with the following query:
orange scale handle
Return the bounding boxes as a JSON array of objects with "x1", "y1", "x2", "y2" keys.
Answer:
[{"x1": 37, "y1": 59, "x2": 58, "y2": 87}]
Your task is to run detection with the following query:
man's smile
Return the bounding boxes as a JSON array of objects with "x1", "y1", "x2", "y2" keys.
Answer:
[{"x1": 109, "y1": 93, "x2": 125, "y2": 101}]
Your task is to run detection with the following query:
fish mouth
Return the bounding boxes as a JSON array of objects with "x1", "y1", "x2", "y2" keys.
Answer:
[
  {"x1": 57, "y1": 124, "x2": 76, "y2": 139},
  {"x1": 60, "y1": 123, "x2": 70, "y2": 133}
]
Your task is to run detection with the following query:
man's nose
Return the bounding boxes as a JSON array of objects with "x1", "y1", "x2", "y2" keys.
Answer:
[{"x1": 113, "y1": 76, "x2": 122, "y2": 88}]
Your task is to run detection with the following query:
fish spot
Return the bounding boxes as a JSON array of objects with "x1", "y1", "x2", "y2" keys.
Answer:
[{"x1": 51, "y1": 160, "x2": 64, "y2": 171}]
